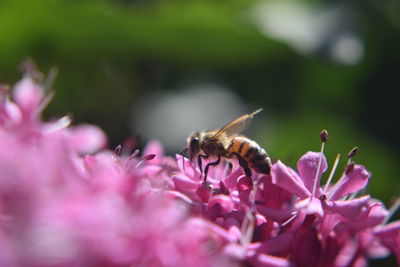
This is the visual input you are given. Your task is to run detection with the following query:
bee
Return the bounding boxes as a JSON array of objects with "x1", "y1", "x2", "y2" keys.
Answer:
[{"x1": 183, "y1": 108, "x2": 271, "y2": 182}]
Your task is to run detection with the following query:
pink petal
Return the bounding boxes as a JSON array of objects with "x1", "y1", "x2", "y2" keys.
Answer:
[
  {"x1": 374, "y1": 221, "x2": 400, "y2": 238},
  {"x1": 43, "y1": 116, "x2": 71, "y2": 133},
  {"x1": 224, "y1": 243, "x2": 247, "y2": 260},
  {"x1": 295, "y1": 197, "x2": 324, "y2": 217},
  {"x1": 255, "y1": 213, "x2": 267, "y2": 226},
  {"x1": 83, "y1": 155, "x2": 97, "y2": 174},
  {"x1": 297, "y1": 152, "x2": 327, "y2": 197},
  {"x1": 171, "y1": 175, "x2": 199, "y2": 191},
  {"x1": 143, "y1": 140, "x2": 164, "y2": 165},
  {"x1": 358, "y1": 231, "x2": 390, "y2": 259},
  {"x1": 189, "y1": 218, "x2": 234, "y2": 242},
  {"x1": 2, "y1": 99, "x2": 22, "y2": 124},
  {"x1": 141, "y1": 165, "x2": 163, "y2": 178},
  {"x1": 226, "y1": 225, "x2": 242, "y2": 242},
  {"x1": 323, "y1": 195, "x2": 371, "y2": 218},
  {"x1": 206, "y1": 195, "x2": 234, "y2": 220},
  {"x1": 328, "y1": 164, "x2": 370, "y2": 201},
  {"x1": 335, "y1": 239, "x2": 358, "y2": 267},
  {"x1": 344, "y1": 204, "x2": 388, "y2": 230},
  {"x1": 271, "y1": 161, "x2": 310, "y2": 199},
  {"x1": 67, "y1": 124, "x2": 107, "y2": 154},
  {"x1": 319, "y1": 214, "x2": 340, "y2": 238},
  {"x1": 175, "y1": 154, "x2": 201, "y2": 180},
  {"x1": 259, "y1": 175, "x2": 293, "y2": 211},
  {"x1": 224, "y1": 168, "x2": 243, "y2": 190},
  {"x1": 374, "y1": 221, "x2": 400, "y2": 264},
  {"x1": 249, "y1": 253, "x2": 290, "y2": 267},
  {"x1": 292, "y1": 228, "x2": 323, "y2": 267},
  {"x1": 352, "y1": 256, "x2": 368, "y2": 267},
  {"x1": 237, "y1": 176, "x2": 252, "y2": 205},
  {"x1": 196, "y1": 184, "x2": 212, "y2": 203},
  {"x1": 208, "y1": 195, "x2": 234, "y2": 213},
  {"x1": 256, "y1": 206, "x2": 295, "y2": 222},
  {"x1": 255, "y1": 232, "x2": 294, "y2": 255},
  {"x1": 286, "y1": 210, "x2": 307, "y2": 233},
  {"x1": 164, "y1": 190, "x2": 193, "y2": 205},
  {"x1": 12, "y1": 76, "x2": 44, "y2": 115}
]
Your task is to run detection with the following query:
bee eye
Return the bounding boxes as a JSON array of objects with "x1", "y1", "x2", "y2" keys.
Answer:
[{"x1": 191, "y1": 137, "x2": 199, "y2": 145}]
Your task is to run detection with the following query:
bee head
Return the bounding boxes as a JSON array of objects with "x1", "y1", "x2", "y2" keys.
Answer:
[{"x1": 187, "y1": 132, "x2": 201, "y2": 161}]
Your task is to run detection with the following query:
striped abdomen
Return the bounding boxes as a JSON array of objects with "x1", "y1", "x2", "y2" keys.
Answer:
[{"x1": 227, "y1": 136, "x2": 271, "y2": 174}]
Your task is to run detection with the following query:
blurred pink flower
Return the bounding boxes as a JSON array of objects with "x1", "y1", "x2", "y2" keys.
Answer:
[
  {"x1": 0, "y1": 71, "x2": 399, "y2": 266},
  {"x1": 374, "y1": 221, "x2": 400, "y2": 264}
]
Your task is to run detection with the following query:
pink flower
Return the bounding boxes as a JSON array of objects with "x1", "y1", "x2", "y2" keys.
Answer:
[
  {"x1": 374, "y1": 217, "x2": 400, "y2": 264},
  {"x1": 0, "y1": 72, "x2": 233, "y2": 266},
  {"x1": 0, "y1": 70, "x2": 398, "y2": 266}
]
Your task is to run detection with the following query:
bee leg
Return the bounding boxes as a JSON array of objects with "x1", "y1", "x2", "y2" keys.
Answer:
[
  {"x1": 179, "y1": 147, "x2": 188, "y2": 171},
  {"x1": 204, "y1": 156, "x2": 221, "y2": 183},
  {"x1": 197, "y1": 154, "x2": 209, "y2": 180},
  {"x1": 228, "y1": 162, "x2": 233, "y2": 172},
  {"x1": 235, "y1": 153, "x2": 252, "y2": 178},
  {"x1": 224, "y1": 153, "x2": 235, "y2": 174}
]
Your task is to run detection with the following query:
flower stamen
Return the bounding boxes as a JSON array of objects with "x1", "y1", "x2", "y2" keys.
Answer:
[
  {"x1": 323, "y1": 154, "x2": 340, "y2": 192},
  {"x1": 128, "y1": 149, "x2": 140, "y2": 160},
  {"x1": 240, "y1": 209, "x2": 255, "y2": 245},
  {"x1": 280, "y1": 211, "x2": 299, "y2": 227},
  {"x1": 311, "y1": 130, "x2": 328, "y2": 200},
  {"x1": 347, "y1": 146, "x2": 359, "y2": 165},
  {"x1": 114, "y1": 145, "x2": 122, "y2": 155},
  {"x1": 345, "y1": 163, "x2": 355, "y2": 175},
  {"x1": 135, "y1": 154, "x2": 155, "y2": 168}
]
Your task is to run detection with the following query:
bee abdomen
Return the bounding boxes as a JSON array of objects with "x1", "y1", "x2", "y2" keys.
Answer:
[
  {"x1": 230, "y1": 137, "x2": 271, "y2": 174},
  {"x1": 251, "y1": 148, "x2": 271, "y2": 174}
]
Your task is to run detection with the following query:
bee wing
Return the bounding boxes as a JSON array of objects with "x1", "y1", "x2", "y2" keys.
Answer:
[{"x1": 213, "y1": 108, "x2": 263, "y2": 139}]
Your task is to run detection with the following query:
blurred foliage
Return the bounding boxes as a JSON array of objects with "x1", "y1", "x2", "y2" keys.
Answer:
[{"x1": 0, "y1": 0, "x2": 399, "y2": 215}]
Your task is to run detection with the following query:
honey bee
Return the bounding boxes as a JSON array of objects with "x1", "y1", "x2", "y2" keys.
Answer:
[{"x1": 183, "y1": 108, "x2": 271, "y2": 182}]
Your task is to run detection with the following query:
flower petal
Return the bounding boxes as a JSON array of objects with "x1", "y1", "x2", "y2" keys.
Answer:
[
  {"x1": 344, "y1": 203, "x2": 388, "y2": 230},
  {"x1": 196, "y1": 184, "x2": 212, "y2": 203},
  {"x1": 2, "y1": 99, "x2": 22, "y2": 124},
  {"x1": 224, "y1": 243, "x2": 247, "y2": 260},
  {"x1": 374, "y1": 221, "x2": 400, "y2": 264},
  {"x1": 295, "y1": 197, "x2": 324, "y2": 217},
  {"x1": 255, "y1": 232, "x2": 294, "y2": 255},
  {"x1": 206, "y1": 195, "x2": 235, "y2": 220},
  {"x1": 374, "y1": 221, "x2": 400, "y2": 238},
  {"x1": 249, "y1": 253, "x2": 290, "y2": 267},
  {"x1": 237, "y1": 176, "x2": 252, "y2": 205},
  {"x1": 271, "y1": 161, "x2": 310, "y2": 199},
  {"x1": 259, "y1": 175, "x2": 293, "y2": 211},
  {"x1": 143, "y1": 140, "x2": 164, "y2": 165},
  {"x1": 164, "y1": 190, "x2": 193, "y2": 205},
  {"x1": 12, "y1": 76, "x2": 44, "y2": 116},
  {"x1": 175, "y1": 154, "x2": 201, "y2": 180},
  {"x1": 67, "y1": 124, "x2": 107, "y2": 154},
  {"x1": 256, "y1": 206, "x2": 295, "y2": 223},
  {"x1": 323, "y1": 195, "x2": 371, "y2": 218},
  {"x1": 334, "y1": 239, "x2": 358, "y2": 267},
  {"x1": 328, "y1": 164, "x2": 371, "y2": 201},
  {"x1": 224, "y1": 168, "x2": 243, "y2": 190},
  {"x1": 171, "y1": 174, "x2": 199, "y2": 191},
  {"x1": 297, "y1": 152, "x2": 327, "y2": 196},
  {"x1": 292, "y1": 228, "x2": 323, "y2": 267}
]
